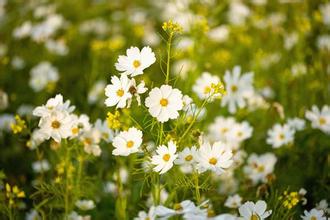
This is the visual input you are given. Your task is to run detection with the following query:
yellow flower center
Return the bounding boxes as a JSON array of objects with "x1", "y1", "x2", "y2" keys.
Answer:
[
  {"x1": 250, "y1": 214, "x2": 259, "y2": 220},
  {"x1": 311, "y1": 216, "x2": 317, "y2": 220},
  {"x1": 237, "y1": 131, "x2": 243, "y2": 137},
  {"x1": 204, "y1": 86, "x2": 211, "y2": 94},
  {"x1": 185, "y1": 155, "x2": 193, "y2": 161},
  {"x1": 84, "y1": 138, "x2": 92, "y2": 145},
  {"x1": 319, "y1": 117, "x2": 326, "y2": 125},
  {"x1": 231, "y1": 85, "x2": 238, "y2": 92},
  {"x1": 173, "y1": 203, "x2": 183, "y2": 211},
  {"x1": 257, "y1": 165, "x2": 265, "y2": 172},
  {"x1": 163, "y1": 153, "x2": 171, "y2": 161},
  {"x1": 145, "y1": 218, "x2": 150, "y2": 220},
  {"x1": 278, "y1": 133, "x2": 285, "y2": 140},
  {"x1": 72, "y1": 127, "x2": 79, "y2": 134},
  {"x1": 221, "y1": 128, "x2": 229, "y2": 134},
  {"x1": 160, "y1": 98, "x2": 168, "y2": 107},
  {"x1": 126, "y1": 140, "x2": 134, "y2": 148},
  {"x1": 209, "y1": 157, "x2": 217, "y2": 165},
  {"x1": 133, "y1": 60, "x2": 141, "y2": 68},
  {"x1": 116, "y1": 89, "x2": 124, "y2": 97},
  {"x1": 51, "y1": 120, "x2": 61, "y2": 129}
]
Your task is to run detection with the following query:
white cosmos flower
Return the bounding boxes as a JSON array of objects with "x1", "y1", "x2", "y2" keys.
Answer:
[
  {"x1": 80, "y1": 128, "x2": 102, "y2": 156},
  {"x1": 305, "y1": 105, "x2": 330, "y2": 134},
  {"x1": 134, "y1": 206, "x2": 156, "y2": 220},
  {"x1": 75, "y1": 200, "x2": 95, "y2": 211},
  {"x1": 208, "y1": 116, "x2": 237, "y2": 142},
  {"x1": 145, "y1": 85, "x2": 183, "y2": 123},
  {"x1": 115, "y1": 46, "x2": 156, "y2": 76},
  {"x1": 127, "y1": 78, "x2": 148, "y2": 107},
  {"x1": 94, "y1": 119, "x2": 114, "y2": 143},
  {"x1": 196, "y1": 141, "x2": 233, "y2": 175},
  {"x1": 32, "y1": 160, "x2": 50, "y2": 173},
  {"x1": 70, "y1": 114, "x2": 91, "y2": 138},
  {"x1": 38, "y1": 110, "x2": 73, "y2": 143},
  {"x1": 112, "y1": 127, "x2": 143, "y2": 156},
  {"x1": 266, "y1": 123, "x2": 295, "y2": 148},
  {"x1": 155, "y1": 200, "x2": 207, "y2": 219},
  {"x1": 151, "y1": 141, "x2": 178, "y2": 174},
  {"x1": 227, "y1": 121, "x2": 253, "y2": 144},
  {"x1": 33, "y1": 94, "x2": 75, "y2": 118},
  {"x1": 193, "y1": 72, "x2": 221, "y2": 101},
  {"x1": 287, "y1": 117, "x2": 305, "y2": 131},
  {"x1": 221, "y1": 66, "x2": 254, "y2": 114},
  {"x1": 105, "y1": 74, "x2": 132, "y2": 108},
  {"x1": 29, "y1": 61, "x2": 59, "y2": 92},
  {"x1": 88, "y1": 80, "x2": 106, "y2": 104},
  {"x1": 175, "y1": 146, "x2": 198, "y2": 174},
  {"x1": 301, "y1": 208, "x2": 326, "y2": 220},
  {"x1": 243, "y1": 153, "x2": 277, "y2": 185},
  {"x1": 238, "y1": 200, "x2": 272, "y2": 220},
  {"x1": 225, "y1": 194, "x2": 242, "y2": 209}
]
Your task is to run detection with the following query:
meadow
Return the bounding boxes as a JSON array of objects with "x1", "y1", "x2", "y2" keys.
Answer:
[{"x1": 0, "y1": 0, "x2": 329, "y2": 219}]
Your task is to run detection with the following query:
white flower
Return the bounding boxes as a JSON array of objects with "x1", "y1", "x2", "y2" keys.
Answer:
[
  {"x1": 208, "y1": 25, "x2": 229, "y2": 43},
  {"x1": 320, "y1": 3, "x2": 330, "y2": 26},
  {"x1": 32, "y1": 160, "x2": 50, "y2": 173},
  {"x1": 112, "y1": 127, "x2": 143, "y2": 156},
  {"x1": 104, "y1": 74, "x2": 132, "y2": 108},
  {"x1": 88, "y1": 80, "x2": 106, "y2": 104},
  {"x1": 175, "y1": 146, "x2": 198, "y2": 165},
  {"x1": 151, "y1": 141, "x2": 178, "y2": 174},
  {"x1": 29, "y1": 62, "x2": 59, "y2": 92},
  {"x1": 193, "y1": 72, "x2": 221, "y2": 101},
  {"x1": 225, "y1": 194, "x2": 242, "y2": 208},
  {"x1": 70, "y1": 114, "x2": 92, "y2": 138},
  {"x1": 317, "y1": 35, "x2": 330, "y2": 51},
  {"x1": 37, "y1": 110, "x2": 73, "y2": 143},
  {"x1": 75, "y1": 200, "x2": 95, "y2": 211},
  {"x1": 45, "y1": 39, "x2": 68, "y2": 56},
  {"x1": 32, "y1": 94, "x2": 75, "y2": 118},
  {"x1": 221, "y1": 66, "x2": 254, "y2": 114},
  {"x1": 115, "y1": 46, "x2": 156, "y2": 76},
  {"x1": 228, "y1": 1, "x2": 250, "y2": 26},
  {"x1": 287, "y1": 117, "x2": 305, "y2": 131},
  {"x1": 94, "y1": 119, "x2": 114, "y2": 143},
  {"x1": 305, "y1": 105, "x2": 330, "y2": 134},
  {"x1": 208, "y1": 116, "x2": 237, "y2": 142},
  {"x1": 0, "y1": 114, "x2": 14, "y2": 132},
  {"x1": 145, "y1": 85, "x2": 183, "y2": 123},
  {"x1": 13, "y1": 21, "x2": 32, "y2": 39},
  {"x1": 196, "y1": 141, "x2": 233, "y2": 175},
  {"x1": 127, "y1": 78, "x2": 148, "y2": 107},
  {"x1": 155, "y1": 200, "x2": 207, "y2": 219},
  {"x1": 301, "y1": 208, "x2": 326, "y2": 220},
  {"x1": 80, "y1": 128, "x2": 102, "y2": 156},
  {"x1": 68, "y1": 211, "x2": 91, "y2": 220},
  {"x1": 243, "y1": 153, "x2": 277, "y2": 185},
  {"x1": 316, "y1": 200, "x2": 330, "y2": 214},
  {"x1": 266, "y1": 124, "x2": 295, "y2": 148},
  {"x1": 134, "y1": 206, "x2": 156, "y2": 220},
  {"x1": 26, "y1": 209, "x2": 41, "y2": 220},
  {"x1": 227, "y1": 121, "x2": 253, "y2": 144},
  {"x1": 239, "y1": 200, "x2": 272, "y2": 220}
]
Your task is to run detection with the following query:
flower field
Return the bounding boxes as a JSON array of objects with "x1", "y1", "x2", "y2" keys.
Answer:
[{"x1": 0, "y1": 0, "x2": 329, "y2": 219}]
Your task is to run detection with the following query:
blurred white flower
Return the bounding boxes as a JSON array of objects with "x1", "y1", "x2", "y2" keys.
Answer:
[
  {"x1": 134, "y1": 206, "x2": 156, "y2": 220},
  {"x1": 266, "y1": 124, "x2": 295, "y2": 148},
  {"x1": 305, "y1": 105, "x2": 330, "y2": 134},
  {"x1": 32, "y1": 160, "x2": 50, "y2": 173},
  {"x1": 301, "y1": 208, "x2": 326, "y2": 220},
  {"x1": 13, "y1": 21, "x2": 33, "y2": 39},
  {"x1": 45, "y1": 39, "x2": 68, "y2": 56},
  {"x1": 193, "y1": 72, "x2": 221, "y2": 101},
  {"x1": 94, "y1": 119, "x2": 114, "y2": 143},
  {"x1": 239, "y1": 200, "x2": 272, "y2": 220},
  {"x1": 145, "y1": 85, "x2": 183, "y2": 123},
  {"x1": 88, "y1": 80, "x2": 106, "y2": 104},
  {"x1": 29, "y1": 62, "x2": 59, "y2": 92},
  {"x1": 115, "y1": 46, "x2": 156, "y2": 77},
  {"x1": 208, "y1": 25, "x2": 229, "y2": 42},
  {"x1": 112, "y1": 127, "x2": 143, "y2": 156},
  {"x1": 320, "y1": 3, "x2": 330, "y2": 26},
  {"x1": 287, "y1": 117, "x2": 305, "y2": 131},
  {"x1": 222, "y1": 66, "x2": 254, "y2": 114},
  {"x1": 225, "y1": 194, "x2": 242, "y2": 208},
  {"x1": 316, "y1": 200, "x2": 330, "y2": 214},
  {"x1": 11, "y1": 56, "x2": 25, "y2": 69},
  {"x1": 151, "y1": 141, "x2": 178, "y2": 174},
  {"x1": 227, "y1": 1, "x2": 250, "y2": 26},
  {"x1": 317, "y1": 35, "x2": 330, "y2": 51},
  {"x1": 26, "y1": 209, "x2": 41, "y2": 220},
  {"x1": 75, "y1": 200, "x2": 95, "y2": 211},
  {"x1": 243, "y1": 153, "x2": 277, "y2": 184}
]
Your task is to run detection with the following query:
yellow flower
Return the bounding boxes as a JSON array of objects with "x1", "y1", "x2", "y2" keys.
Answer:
[
  {"x1": 106, "y1": 111, "x2": 121, "y2": 130},
  {"x1": 162, "y1": 20, "x2": 183, "y2": 35},
  {"x1": 10, "y1": 115, "x2": 27, "y2": 134}
]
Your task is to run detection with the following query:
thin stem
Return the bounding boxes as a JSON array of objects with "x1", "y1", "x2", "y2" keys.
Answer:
[
  {"x1": 64, "y1": 140, "x2": 70, "y2": 219},
  {"x1": 178, "y1": 98, "x2": 209, "y2": 144},
  {"x1": 165, "y1": 33, "x2": 173, "y2": 84},
  {"x1": 194, "y1": 172, "x2": 200, "y2": 204}
]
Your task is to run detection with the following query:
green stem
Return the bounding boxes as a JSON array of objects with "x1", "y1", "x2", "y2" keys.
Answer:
[
  {"x1": 194, "y1": 172, "x2": 200, "y2": 204},
  {"x1": 165, "y1": 33, "x2": 173, "y2": 84},
  {"x1": 178, "y1": 98, "x2": 209, "y2": 144},
  {"x1": 64, "y1": 141, "x2": 70, "y2": 219}
]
